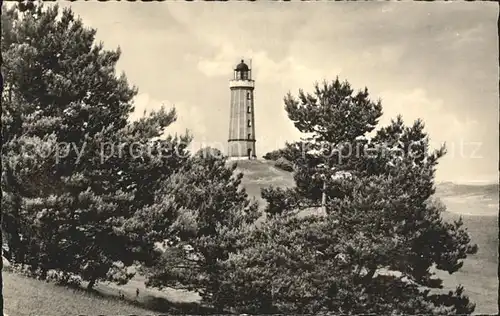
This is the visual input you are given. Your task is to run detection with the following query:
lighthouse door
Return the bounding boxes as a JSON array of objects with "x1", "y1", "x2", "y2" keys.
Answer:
[{"x1": 247, "y1": 148, "x2": 252, "y2": 159}]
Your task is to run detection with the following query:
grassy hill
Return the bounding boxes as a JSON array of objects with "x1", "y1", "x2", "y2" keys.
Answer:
[
  {"x1": 3, "y1": 159, "x2": 498, "y2": 314},
  {"x1": 231, "y1": 159, "x2": 296, "y2": 206}
]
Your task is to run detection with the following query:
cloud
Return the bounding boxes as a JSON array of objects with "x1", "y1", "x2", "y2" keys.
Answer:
[
  {"x1": 130, "y1": 93, "x2": 207, "y2": 140},
  {"x1": 376, "y1": 88, "x2": 487, "y2": 183},
  {"x1": 361, "y1": 45, "x2": 405, "y2": 65},
  {"x1": 378, "y1": 88, "x2": 478, "y2": 147},
  {"x1": 197, "y1": 42, "x2": 342, "y2": 91}
]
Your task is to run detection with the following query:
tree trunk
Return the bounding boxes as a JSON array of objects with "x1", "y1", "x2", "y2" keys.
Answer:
[
  {"x1": 362, "y1": 266, "x2": 377, "y2": 284},
  {"x1": 40, "y1": 269, "x2": 48, "y2": 280},
  {"x1": 87, "y1": 277, "x2": 97, "y2": 290},
  {"x1": 321, "y1": 180, "x2": 327, "y2": 212}
]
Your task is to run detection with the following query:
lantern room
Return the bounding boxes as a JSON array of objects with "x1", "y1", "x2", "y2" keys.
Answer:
[{"x1": 233, "y1": 59, "x2": 252, "y2": 80}]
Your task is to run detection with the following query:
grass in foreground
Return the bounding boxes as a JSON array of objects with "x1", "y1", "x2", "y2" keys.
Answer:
[
  {"x1": 3, "y1": 271, "x2": 155, "y2": 316},
  {"x1": 437, "y1": 212, "x2": 498, "y2": 314},
  {"x1": 3, "y1": 270, "x2": 213, "y2": 315}
]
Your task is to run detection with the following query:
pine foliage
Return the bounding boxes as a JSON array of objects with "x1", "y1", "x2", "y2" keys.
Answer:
[
  {"x1": 140, "y1": 148, "x2": 261, "y2": 309},
  {"x1": 1, "y1": 3, "x2": 189, "y2": 288}
]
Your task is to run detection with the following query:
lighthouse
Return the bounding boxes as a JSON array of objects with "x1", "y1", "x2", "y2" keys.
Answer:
[{"x1": 228, "y1": 59, "x2": 257, "y2": 160}]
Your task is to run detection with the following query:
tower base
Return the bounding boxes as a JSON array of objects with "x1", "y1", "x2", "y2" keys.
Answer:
[
  {"x1": 227, "y1": 140, "x2": 256, "y2": 160},
  {"x1": 227, "y1": 156, "x2": 257, "y2": 161}
]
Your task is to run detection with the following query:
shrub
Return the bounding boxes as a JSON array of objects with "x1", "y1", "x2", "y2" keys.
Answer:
[
  {"x1": 263, "y1": 150, "x2": 282, "y2": 161},
  {"x1": 274, "y1": 157, "x2": 294, "y2": 172}
]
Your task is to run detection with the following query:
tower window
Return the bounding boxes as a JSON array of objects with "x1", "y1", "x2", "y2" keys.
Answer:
[
  {"x1": 248, "y1": 133, "x2": 251, "y2": 140},
  {"x1": 246, "y1": 92, "x2": 251, "y2": 100},
  {"x1": 247, "y1": 106, "x2": 251, "y2": 113},
  {"x1": 247, "y1": 120, "x2": 252, "y2": 127}
]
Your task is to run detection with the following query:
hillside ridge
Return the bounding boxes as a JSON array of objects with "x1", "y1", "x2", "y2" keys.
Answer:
[{"x1": 230, "y1": 159, "x2": 498, "y2": 216}]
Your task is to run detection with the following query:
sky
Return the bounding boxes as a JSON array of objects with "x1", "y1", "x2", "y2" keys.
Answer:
[{"x1": 59, "y1": 1, "x2": 498, "y2": 184}]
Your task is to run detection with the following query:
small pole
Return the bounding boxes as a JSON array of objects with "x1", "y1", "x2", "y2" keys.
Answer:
[
  {"x1": 321, "y1": 179, "x2": 327, "y2": 212},
  {"x1": 249, "y1": 58, "x2": 253, "y2": 79}
]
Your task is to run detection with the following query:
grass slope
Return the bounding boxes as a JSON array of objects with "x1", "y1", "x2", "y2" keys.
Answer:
[
  {"x1": 3, "y1": 272, "x2": 154, "y2": 316},
  {"x1": 231, "y1": 159, "x2": 296, "y2": 207},
  {"x1": 3, "y1": 271, "x2": 208, "y2": 315},
  {"x1": 437, "y1": 212, "x2": 498, "y2": 314},
  {"x1": 3, "y1": 159, "x2": 498, "y2": 314}
]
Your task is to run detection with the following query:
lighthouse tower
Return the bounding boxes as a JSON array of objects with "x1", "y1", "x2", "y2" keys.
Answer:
[{"x1": 228, "y1": 59, "x2": 256, "y2": 159}]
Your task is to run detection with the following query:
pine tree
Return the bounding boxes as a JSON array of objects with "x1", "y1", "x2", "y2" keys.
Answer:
[
  {"x1": 137, "y1": 148, "x2": 260, "y2": 311},
  {"x1": 1, "y1": 3, "x2": 190, "y2": 289},
  {"x1": 221, "y1": 79, "x2": 478, "y2": 314},
  {"x1": 262, "y1": 79, "x2": 382, "y2": 215}
]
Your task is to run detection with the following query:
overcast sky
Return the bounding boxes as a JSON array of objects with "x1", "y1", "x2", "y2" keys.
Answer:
[{"x1": 61, "y1": 2, "x2": 498, "y2": 184}]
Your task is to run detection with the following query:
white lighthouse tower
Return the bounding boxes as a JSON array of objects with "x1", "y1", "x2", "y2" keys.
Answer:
[{"x1": 227, "y1": 59, "x2": 256, "y2": 159}]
